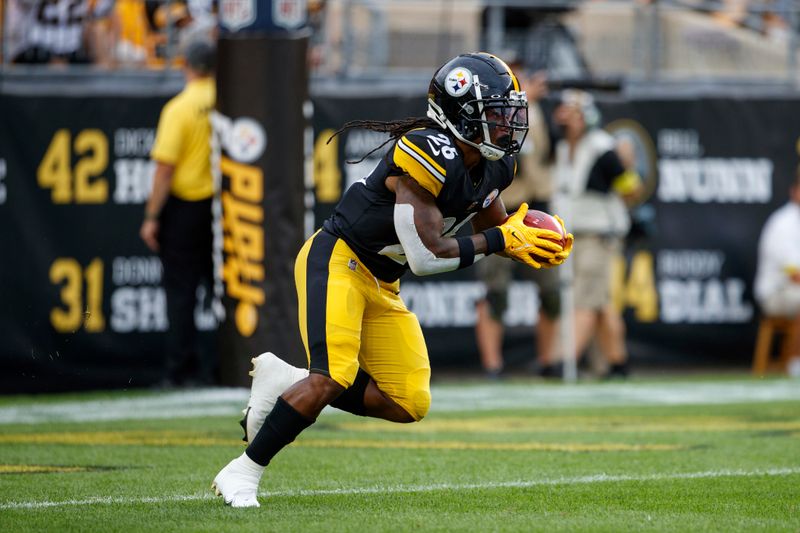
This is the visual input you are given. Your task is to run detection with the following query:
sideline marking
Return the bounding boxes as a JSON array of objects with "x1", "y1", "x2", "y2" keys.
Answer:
[
  {"x1": 0, "y1": 430, "x2": 682, "y2": 452},
  {"x1": 2, "y1": 467, "x2": 799, "y2": 510},
  {"x1": 0, "y1": 465, "x2": 90, "y2": 474},
  {"x1": 0, "y1": 431, "x2": 232, "y2": 447},
  {"x1": 295, "y1": 439, "x2": 683, "y2": 452},
  {"x1": 338, "y1": 416, "x2": 800, "y2": 434},
  {"x1": 2, "y1": 380, "x2": 800, "y2": 425}
]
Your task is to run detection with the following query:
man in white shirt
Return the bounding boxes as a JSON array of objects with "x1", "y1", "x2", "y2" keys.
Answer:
[
  {"x1": 754, "y1": 171, "x2": 800, "y2": 352},
  {"x1": 551, "y1": 89, "x2": 642, "y2": 378}
]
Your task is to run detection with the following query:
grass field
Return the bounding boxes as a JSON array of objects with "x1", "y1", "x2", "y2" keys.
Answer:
[{"x1": 1, "y1": 376, "x2": 799, "y2": 532}]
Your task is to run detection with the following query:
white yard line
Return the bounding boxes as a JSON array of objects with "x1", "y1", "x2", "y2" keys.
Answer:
[
  {"x1": 1, "y1": 379, "x2": 800, "y2": 425},
  {"x1": 2, "y1": 467, "x2": 799, "y2": 510},
  {"x1": 431, "y1": 379, "x2": 800, "y2": 412}
]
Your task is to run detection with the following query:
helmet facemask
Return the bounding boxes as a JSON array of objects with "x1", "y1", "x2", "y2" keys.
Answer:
[
  {"x1": 428, "y1": 75, "x2": 529, "y2": 161},
  {"x1": 469, "y1": 85, "x2": 529, "y2": 160}
]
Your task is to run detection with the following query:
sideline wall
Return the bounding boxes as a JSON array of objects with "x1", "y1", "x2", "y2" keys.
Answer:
[{"x1": 0, "y1": 91, "x2": 793, "y2": 391}]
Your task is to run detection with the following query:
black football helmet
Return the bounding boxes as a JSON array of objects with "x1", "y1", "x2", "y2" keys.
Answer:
[{"x1": 427, "y1": 52, "x2": 528, "y2": 161}]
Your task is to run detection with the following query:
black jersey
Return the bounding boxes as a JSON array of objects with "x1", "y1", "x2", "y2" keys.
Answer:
[{"x1": 323, "y1": 127, "x2": 515, "y2": 282}]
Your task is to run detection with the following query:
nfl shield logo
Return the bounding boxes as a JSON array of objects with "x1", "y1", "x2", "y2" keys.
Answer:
[
  {"x1": 220, "y1": 0, "x2": 257, "y2": 31},
  {"x1": 273, "y1": 0, "x2": 307, "y2": 29}
]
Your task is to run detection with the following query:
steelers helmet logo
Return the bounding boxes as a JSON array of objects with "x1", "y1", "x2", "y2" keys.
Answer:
[{"x1": 444, "y1": 67, "x2": 473, "y2": 97}]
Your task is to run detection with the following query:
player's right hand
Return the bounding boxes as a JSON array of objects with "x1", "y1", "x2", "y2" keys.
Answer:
[
  {"x1": 497, "y1": 203, "x2": 565, "y2": 269},
  {"x1": 140, "y1": 220, "x2": 160, "y2": 252}
]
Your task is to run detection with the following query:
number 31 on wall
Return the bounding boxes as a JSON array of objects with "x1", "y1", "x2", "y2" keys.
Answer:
[{"x1": 49, "y1": 258, "x2": 105, "y2": 333}]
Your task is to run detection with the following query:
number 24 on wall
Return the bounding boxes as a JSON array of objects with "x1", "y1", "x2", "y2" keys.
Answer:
[
  {"x1": 38, "y1": 129, "x2": 108, "y2": 204},
  {"x1": 50, "y1": 258, "x2": 105, "y2": 333}
]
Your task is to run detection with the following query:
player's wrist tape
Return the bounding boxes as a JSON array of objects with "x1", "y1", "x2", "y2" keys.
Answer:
[
  {"x1": 481, "y1": 227, "x2": 505, "y2": 255},
  {"x1": 456, "y1": 236, "x2": 476, "y2": 269}
]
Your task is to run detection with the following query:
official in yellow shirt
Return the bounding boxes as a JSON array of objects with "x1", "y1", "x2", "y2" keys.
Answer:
[{"x1": 140, "y1": 39, "x2": 216, "y2": 388}]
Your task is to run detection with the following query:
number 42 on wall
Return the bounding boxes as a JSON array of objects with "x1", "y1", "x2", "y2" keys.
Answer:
[{"x1": 37, "y1": 129, "x2": 109, "y2": 204}]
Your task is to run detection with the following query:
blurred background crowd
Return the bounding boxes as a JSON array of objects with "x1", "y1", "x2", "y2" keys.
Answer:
[{"x1": 0, "y1": 0, "x2": 797, "y2": 79}]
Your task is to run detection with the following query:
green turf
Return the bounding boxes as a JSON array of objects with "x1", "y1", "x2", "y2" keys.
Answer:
[{"x1": 1, "y1": 378, "x2": 799, "y2": 532}]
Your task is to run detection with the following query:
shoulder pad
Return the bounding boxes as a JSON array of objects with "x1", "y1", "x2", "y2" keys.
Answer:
[{"x1": 392, "y1": 128, "x2": 458, "y2": 197}]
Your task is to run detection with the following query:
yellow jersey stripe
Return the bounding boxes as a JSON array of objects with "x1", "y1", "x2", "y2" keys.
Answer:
[
  {"x1": 393, "y1": 146, "x2": 444, "y2": 197},
  {"x1": 399, "y1": 137, "x2": 447, "y2": 179}
]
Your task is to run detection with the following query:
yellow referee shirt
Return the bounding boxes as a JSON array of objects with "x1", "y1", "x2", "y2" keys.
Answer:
[{"x1": 150, "y1": 77, "x2": 215, "y2": 200}]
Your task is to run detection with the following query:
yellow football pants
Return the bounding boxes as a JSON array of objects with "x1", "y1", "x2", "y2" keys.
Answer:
[{"x1": 294, "y1": 230, "x2": 431, "y2": 421}]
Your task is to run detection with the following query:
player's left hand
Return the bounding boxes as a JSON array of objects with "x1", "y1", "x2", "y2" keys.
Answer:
[
  {"x1": 498, "y1": 203, "x2": 563, "y2": 268},
  {"x1": 546, "y1": 214, "x2": 573, "y2": 266}
]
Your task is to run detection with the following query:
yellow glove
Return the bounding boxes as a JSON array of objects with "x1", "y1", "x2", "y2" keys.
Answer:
[
  {"x1": 497, "y1": 203, "x2": 565, "y2": 269},
  {"x1": 545, "y1": 214, "x2": 574, "y2": 267}
]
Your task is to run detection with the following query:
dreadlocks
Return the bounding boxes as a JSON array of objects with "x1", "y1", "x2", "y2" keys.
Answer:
[{"x1": 327, "y1": 117, "x2": 442, "y2": 164}]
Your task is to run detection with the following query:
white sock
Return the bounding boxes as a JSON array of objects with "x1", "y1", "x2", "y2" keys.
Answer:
[{"x1": 239, "y1": 452, "x2": 265, "y2": 474}]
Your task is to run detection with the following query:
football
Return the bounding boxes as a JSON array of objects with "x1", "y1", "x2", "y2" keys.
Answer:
[
  {"x1": 519, "y1": 209, "x2": 567, "y2": 262},
  {"x1": 523, "y1": 210, "x2": 565, "y2": 239}
]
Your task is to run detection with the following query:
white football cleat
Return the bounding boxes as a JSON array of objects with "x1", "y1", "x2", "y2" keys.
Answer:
[
  {"x1": 211, "y1": 453, "x2": 264, "y2": 508},
  {"x1": 244, "y1": 352, "x2": 309, "y2": 442}
]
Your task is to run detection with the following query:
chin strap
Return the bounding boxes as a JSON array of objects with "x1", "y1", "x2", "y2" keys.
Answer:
[{"x1": 479, "y1": 144, "x2": 505, "y2": 161}]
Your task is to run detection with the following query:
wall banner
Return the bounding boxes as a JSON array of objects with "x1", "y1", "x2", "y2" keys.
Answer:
[
  {"x1": 0, "y1": 94, "x2": 219, "y2": 392},
  {"x1": 312, "y1": 94, "x2": 799, "y2": 369},
  {"x1": 1, "y1": 90, "x2": 796, "y2": 392}
]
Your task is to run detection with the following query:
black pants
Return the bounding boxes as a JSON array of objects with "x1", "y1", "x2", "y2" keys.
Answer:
[{"x1": 159, "y1": 195, "x2": 214, "y2": 385}]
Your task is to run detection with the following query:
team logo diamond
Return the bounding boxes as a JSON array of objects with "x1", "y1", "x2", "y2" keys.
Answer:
[
  {"x1": 220, "y1": 0, "x2": 256, "y2": 31},
  {"x1": 273, "y1": 0, "x2": 306, "y2": 29},
  {"x1": 444, "y1": 67, "x2": 473, "y2": 97}
]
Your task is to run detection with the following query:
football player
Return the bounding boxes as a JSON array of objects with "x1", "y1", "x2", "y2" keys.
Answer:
[{"x1": 212, "y1": 52, "x2": 574, "y2": 507}]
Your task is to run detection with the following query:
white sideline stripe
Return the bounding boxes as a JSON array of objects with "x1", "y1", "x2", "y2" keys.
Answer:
[
  {"x1": 2, "y1": 467, "x2": 799, "y2": 510},
  {"x1": 2, "y1": 380, "x2": 800, "y2": 424}
]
